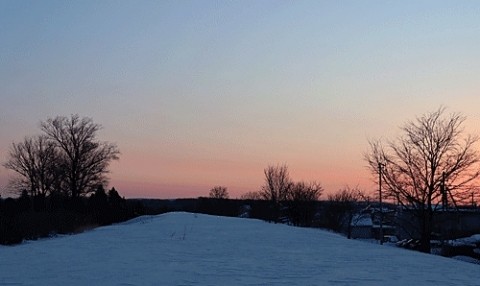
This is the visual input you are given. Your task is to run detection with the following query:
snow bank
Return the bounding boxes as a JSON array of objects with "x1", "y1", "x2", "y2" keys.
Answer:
[
  {"x1": 1, "y1": 212, "x2": 479, "y2": 285},
  {"x1": 449, "y1": 234, "x2": 480, "y2": 247}
]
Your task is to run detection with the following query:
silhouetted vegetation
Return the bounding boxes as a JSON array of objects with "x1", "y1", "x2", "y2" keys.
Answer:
[
  {"x1": 4, "y1": 114, "x2": 119, "y2": 198},
  {"x1": 0, "y1": 187, "x2": 142, "y2": 245},
  {"x1": 365, "y1": 107, "x2": 480, "y2": 253},
  {"x1": 259, "y1": 164, "x2": 322, "y2": 225},
  {"x1": 318, "y1": 186, "x2": 366, "y2": 237},
  {"x1": 0, "y1": 115, "x2": 138, "y2": 245},
  {"x1": 4, "y1": 108, "x2": 480, "y2": 264},
  {"x1": 208, "y1": 186, "x2": 229, "y2": 199}
]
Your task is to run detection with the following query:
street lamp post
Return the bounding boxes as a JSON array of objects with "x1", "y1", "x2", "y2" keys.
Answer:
[{"x1": 378, "y1": 163, "x2": 384, "y2": 245}]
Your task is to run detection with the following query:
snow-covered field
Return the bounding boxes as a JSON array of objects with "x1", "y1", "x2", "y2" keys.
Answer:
[{"x1": 1, "y1": 212, "x2": 479, "y2": 285}]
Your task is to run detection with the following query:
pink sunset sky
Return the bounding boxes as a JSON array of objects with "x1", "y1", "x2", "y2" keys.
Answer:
[{"x1": 1, "y1": 1, "x2": 480, "y2": 199}]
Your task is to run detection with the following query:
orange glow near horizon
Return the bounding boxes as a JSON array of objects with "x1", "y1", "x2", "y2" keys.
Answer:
[{"x1": 107, "y1": 144, "x2": 377, "y2": 199}]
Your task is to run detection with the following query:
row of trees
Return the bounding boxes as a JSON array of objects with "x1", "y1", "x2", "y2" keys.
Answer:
[
  {"x1": 249, "y1": 108, "x2": 480, "y2": 254},
  {"x1": 0, "y1": 115, "x2": 142, "y2": 245},
  {"x1": 208, "y1": 164, "x2": 323, "y2": 226},
  {"x1": 206, "y1": 180, "x2": 366, "y2": 234},
  {"x1": 0, "y1": 186, "x2": 143, "y2": 244},
  {"x1": 207, "y1": 107, "x2": 480, "y2": 254},
  {"x1": 5, "y1": 107, "x2": 479, "y2": 255},
  {"x1": 4, "y1": 114, "x2": 119, "y2": 199}
]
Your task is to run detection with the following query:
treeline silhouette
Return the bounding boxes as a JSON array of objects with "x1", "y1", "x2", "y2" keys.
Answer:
[
  {"x1": 1, "y1": 191, "x2": 357, "y2": 245},
  {"x1": 0, "y1": 115, "x2": 144, "y2": 245},
  {"x1": 0, "y1": 186, "x2": 144, "y2": 245}
]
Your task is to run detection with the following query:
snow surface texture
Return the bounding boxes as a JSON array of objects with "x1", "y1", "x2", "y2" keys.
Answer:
[{"x1": 1, "y1": 212, "x2": 479, "y2": 285}]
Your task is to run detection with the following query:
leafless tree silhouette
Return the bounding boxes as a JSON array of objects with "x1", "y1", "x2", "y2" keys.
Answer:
[
  {"x1": 209, "y1": 186, "x2": 229, "y2": 199},
  {"x1": 4, "y1": 135, "x2": 59, "y2": 197},
  {"x1": 365, "y1": 107, "x2": 480, "y2": 252},
  {"x1": 40, "y1": 115, "x2": 120, "y2": 198},
  {"x1": 260, "y1": 164, "x2": 292, "y2": 203}
]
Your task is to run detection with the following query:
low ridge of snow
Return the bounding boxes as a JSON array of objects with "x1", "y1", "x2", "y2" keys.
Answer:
[
  {"x1": 449, "y1": 234, "x2": 480, "y2": 247},
  {"x1": 1, "y1": 212, "x2": 479, "y2": 285}
]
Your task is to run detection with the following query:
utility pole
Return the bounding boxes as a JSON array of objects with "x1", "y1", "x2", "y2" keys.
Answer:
[
  {"x1": 378, "y1": 162, "x2": 384, "y2": 245},
  {"x1": 441, "y1": 172, "x2": 448, "y2": 211}
]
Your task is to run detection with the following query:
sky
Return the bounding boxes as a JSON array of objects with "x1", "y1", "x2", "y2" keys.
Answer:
[{"x1": 1, "y1": 1, "x2": 480, "y2": 199}]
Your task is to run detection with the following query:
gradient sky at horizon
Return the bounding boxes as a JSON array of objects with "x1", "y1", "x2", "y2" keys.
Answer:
[{"x1": 1, "y1": 1, "x2": 480, "y2": 199}]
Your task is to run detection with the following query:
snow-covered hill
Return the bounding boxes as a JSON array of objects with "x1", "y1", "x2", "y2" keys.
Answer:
[{"x1": 1, "y1": 212, "x2": 479, "y2": 285}]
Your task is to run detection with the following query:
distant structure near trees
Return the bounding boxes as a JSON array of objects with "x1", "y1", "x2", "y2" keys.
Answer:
[
  {"x1": 209, "y1": 186, "x2": 229, "y2": 199},
  {"x1": 322, "y1": 186, "x2": 366, "y2": 239},
  {"x1": 365, "y1": 107, "x2": 480, "y2": 253}
]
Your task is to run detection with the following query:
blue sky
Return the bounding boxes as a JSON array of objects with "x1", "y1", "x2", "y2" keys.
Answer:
[{"x1": 1, "y1": 1, "x2": 480, "y2": 198}]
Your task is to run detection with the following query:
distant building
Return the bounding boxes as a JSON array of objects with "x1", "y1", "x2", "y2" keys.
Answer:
[
  {"x1": 350, "y1": 206, "x2": 397, "y2": 240},
  {"x1": 396, "y1": 208, "x2": 480, "y2": 240},
  {"x1": 350, "y1": 213, "x2": 373, "y2": 239}
]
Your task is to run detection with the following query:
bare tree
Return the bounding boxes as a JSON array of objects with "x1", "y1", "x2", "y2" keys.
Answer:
[
  {"x1": 4, "y1": 135, "x2": 59, "y2": 197},
  {"x1": 260, "y1": 164, "x2": 294, "y2": 222},
  {"x1": 41, "y1": 115, "x2": 120, "y2": 198},
  {"x1": 287, "y1": 181, "x2": 323, "y2": 202},
  {"x1": 209, "y1": 186, "x2": 229, "y2": 199},
  {"x1": 260, "y1": 164, "x2": 292, "y2": 203},
  {"x1": 365, "y1": 107, "x2": 480, "y2": 253}
]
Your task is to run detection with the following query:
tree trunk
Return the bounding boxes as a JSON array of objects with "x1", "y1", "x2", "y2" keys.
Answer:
[{"x1": 419, "y1": 210, "x2": 432, "y2": 253}]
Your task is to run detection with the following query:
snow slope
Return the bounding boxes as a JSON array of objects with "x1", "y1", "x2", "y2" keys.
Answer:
[{"x1": 1, "y1": 212, "x2": 479, "y2": 285}]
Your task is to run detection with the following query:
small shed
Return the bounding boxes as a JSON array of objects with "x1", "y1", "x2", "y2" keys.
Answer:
[{"x1": 350, "y1": 214, "x2": 373, "y2": 239}]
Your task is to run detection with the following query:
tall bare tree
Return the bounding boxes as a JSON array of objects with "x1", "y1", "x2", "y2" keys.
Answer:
[
  {"x1": 4, "y1": 135, "x2": 59, "y2": 197},
  {"x1": 260, "y1": 164, "x2": 292, "y2": 203},
  {"x1": 260, "y1": 164, "x2": 293, "y2": 222},
  {"x1": 41, "y1": 115, "x2": 120, "y2": 198},
  {"x1": 365, "y1": 107, "x2": 480, "y2": 252}
]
